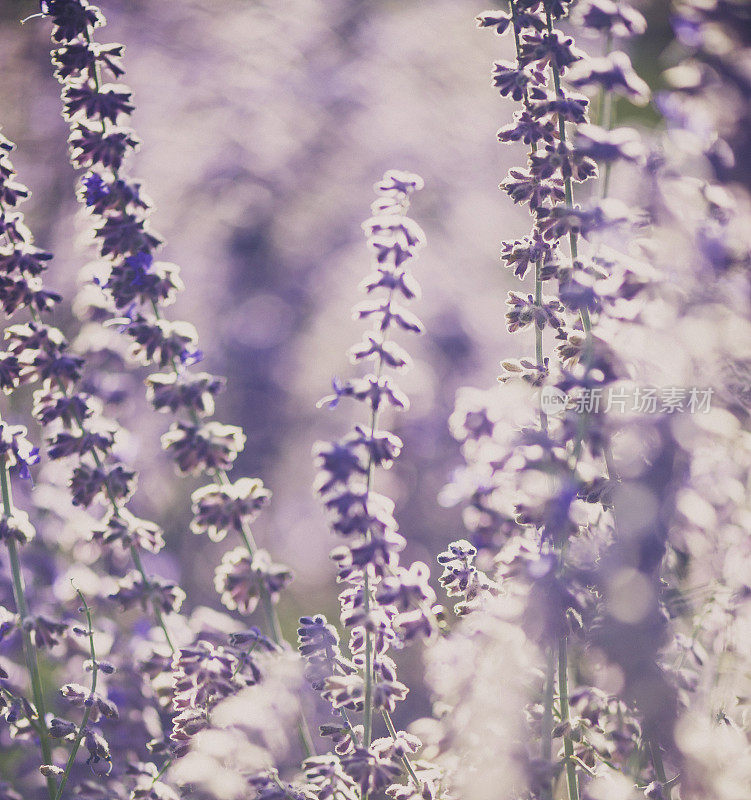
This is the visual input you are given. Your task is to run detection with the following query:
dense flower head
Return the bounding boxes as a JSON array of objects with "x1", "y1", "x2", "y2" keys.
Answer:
[
  {"x1": 306, "y1": 171, "x2": 439, "y2": 800},
  {"x1": 575, "y1": 0, "x2": 647, "y2": 39},
  {"x1": 567, "y1": 51, "x2": 651, "y2": 104},
  {"x1": 190, "y1": 478, "x2": 271, "y2": 542},
  {"x1": 214, "y1": 547, "x2": 292, "y2": 614},
  {"x1": 161, "y1": 421, "x2": 246, "y2": 476},
  {"x1": 0, "y1": 511, "x2": 36, "y2": 546}
]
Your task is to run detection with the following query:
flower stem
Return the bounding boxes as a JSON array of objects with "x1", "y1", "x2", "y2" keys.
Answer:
[
  {"x1": 649, "y1": 738, "x2": 674, "y2": 800},
  {"x1": 558, "y1": 636, "x2": 580, "y2": 800},
  {"x1": 509, "y1": 0, "x2": 549, "y2": 426},
  {"x1": 129, "y1": 544, "x2": 176, "y2": 653},
  {"x1": 362, "y1": 338, "x2": 387, "y2": 753},
  {"x1": 0, "y1": 459, "x2": 57, "y2": 800},
  {"x1": 382, "y1": 708, "x2": 420, "y2": 787},
  {"x1": 54, "y1": 588, "x2": 99, "y2": 800},
  {"x1": 358, "y1": 289, "x2": 420, "y2": 791},
  {"x1": 544, "y1": 11, "x2": 591, "y2": 339},
  {"x1": 540, "y1": 646, "x2": 556, "y2": 800}
]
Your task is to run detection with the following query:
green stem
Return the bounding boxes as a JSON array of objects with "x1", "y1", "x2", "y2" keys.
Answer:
[
  {"x1": 648, "y1": 738, "x2": 673, "y2": 800},
  {"x1": 597, "y1": 34, "x2": 615, "y2": 198},
  {"x1": 543, "y1": 9, "x2": 597, "y2": 468},
  {"x1": 129, "y1": 545, "x2": 176, "y2": 653},
  {"x1": 150, "y1": 758, "x2": 172, "y2": 786},
  {"x1": 54, "y1": 589, "x2": 99, "y2": 800},
  {"x1": 509, "y1": 13, "x2": 559, "y2": 785},
  {"x1": 540, "y1": 646, "x2": 556, "y2": 800},
  {"x1": 0, "y1": 460, "x2": 57, "y2": 800},
  {"x1": 382, "y1": 709, "x2": 420, "y2": 787},
  {"x1": 509, "y1": 0, "x2": 548, "y2": 424},
  {"x1": 558, "y1": 637, "x2": 580, "y2": 800},
  {"x1": 355, "y1": 287, "x2": 419, "y2": 792},
  {"x1": 361, "y1": 352, "x2": 385, "y2": 753},
  {"x1": 544, "y1": 11, "x2": 591, "y2": 337}
]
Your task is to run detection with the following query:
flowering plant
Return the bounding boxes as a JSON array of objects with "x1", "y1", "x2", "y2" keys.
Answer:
[{"x1": 0, "y1": 1, "x2": 749, "y2": 799}]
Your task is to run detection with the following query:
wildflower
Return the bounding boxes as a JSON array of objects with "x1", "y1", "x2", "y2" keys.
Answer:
[
  {"x1": 214, "y1": 548, "x2": 292, "y2": 614},
  {"x1": 190, "y1": 478, "x2": 270, "y2": 542},
  {"x1": 567, "y1": 51, "x2": 651, "y2": 104},
  {"x1": 161, "y1": 421, "x2": 246, "y2": 476},
  {"x1": 145, "y1": 371, "x2": 224, "y2": 416},
  {"x1": 576, "y1": 0, "x2": 646, "y2": 38},
  {"x1": 0, "y1": 512, "x2": 35, "y2": 546},
  {"x1": 92, "y1": 509, "x2": 165, "y2": 553}
]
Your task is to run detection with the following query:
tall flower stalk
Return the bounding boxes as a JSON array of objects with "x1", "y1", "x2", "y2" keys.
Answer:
[
  {"x1": 474, "y1": 0, "x2": 664, "y2": 797},
  {"x1": 310, "y1": 170, "x2": 439, "y2": 800},
  {"x1": 0, "y1": 455, "x2": 55, "y2": 800},
  {"x1": 39, "y1": 0, "x2": 302, "y2": 666},
  {"x1": 38, "y1": 0, "x2": 323, "y2": 764}
]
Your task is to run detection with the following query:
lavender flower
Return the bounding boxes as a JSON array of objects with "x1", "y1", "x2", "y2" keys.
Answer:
[
  {"x1": 42, "y1": 1, "x2": 298, "y2": 688},
  {"x1": 310, "y1": 171, "x2": 438, "y2": 795},
  {"x1": 0, "y1": 3, "x2": 744, "y2": 800}
]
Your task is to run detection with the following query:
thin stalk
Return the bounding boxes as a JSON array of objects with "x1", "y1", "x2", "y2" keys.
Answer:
[
  {"x1": 558, "y1": 636, "x2": 579, "y2": 800},
  {"x1": 54, "y1": 588, "x2": 99, "y2": 800},
  {"x1": 383, "y1": 708, "x2": 420, "y2": 787},
  {"x1": 0, "y1": 460, "x2": 57, "y2": 800},
  {"x1": 540, "y1": 645, "x2": 556, "y2": 800},
  {"x1": 354, "y1": 287, "x2": 420, "y2": 792},
  {"x1": 544, "y1": 11, "x2": 592, "y2": 338},
  {"x1": 542, "y1": 8, "x2": 599, "y2": 468},
  {"x1": 231, "y1": 641, "x2": 259, "y2": 678},
  {"x1": 339, "y1": 707, "x2": 357, "y2": 741},
  {"x1": 648, "y1": 738, "x2": 673, "y2": 800},
  {"x1": 509, "y1": 0, "x2": 548, "y2": 417},
  {"x1": 509, "y1": 10, "x2": 558, "y2": 785},
  {"x1": 151, "y1": 758, "x2": 172, "y2": 786},
  {"x1": 128, "y1": 545, "x2": 176, "y2": 652},
  {"x1": 598, "y1": 34, "x2": 615, "y2": 198},
  {"x1": 361, "y1": 309, "x2": 392, "y2": 752}
]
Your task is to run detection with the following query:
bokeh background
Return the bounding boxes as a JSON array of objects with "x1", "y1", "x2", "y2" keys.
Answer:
[{"x1": 0, "y1": 0, "x2": 666, "y2": 725}]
